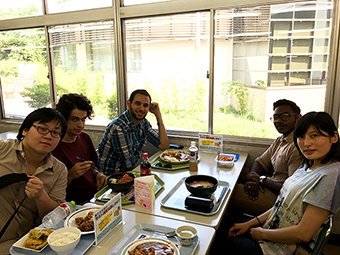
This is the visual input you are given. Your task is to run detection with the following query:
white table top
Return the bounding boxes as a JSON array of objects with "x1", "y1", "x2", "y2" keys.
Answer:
[
  {"x1": 0, "y1": 131, "x2": 17, "y2": 140},
  {"x1": 86, "y1": 209, "x2": 215, "y2": 255},
  {"x1": 123, "y1": 150, "x2": 248, "y2": 229}
]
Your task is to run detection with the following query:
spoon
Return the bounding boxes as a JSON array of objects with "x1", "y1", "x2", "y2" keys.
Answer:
[{"x1": 142, "y1": 227, "x2": 176, "y2": 237}]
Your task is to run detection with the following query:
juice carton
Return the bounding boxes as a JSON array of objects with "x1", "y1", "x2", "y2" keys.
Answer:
[{"x1": 134, "y1": 175, "x2": 155, "y2": 211}]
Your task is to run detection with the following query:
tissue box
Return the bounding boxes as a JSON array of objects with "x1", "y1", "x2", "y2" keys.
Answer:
[{"x1": 215, "y1": 153, "x2": 235, "y2": 168}]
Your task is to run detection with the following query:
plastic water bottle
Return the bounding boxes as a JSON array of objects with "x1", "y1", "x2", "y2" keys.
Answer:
[
  {"x1": 42, "y1": 201, "x2": 75, "y2": 228},
  {"x1": 189, "y1": 141, "x2": 198, "y2": 172},
  {"x1": 140, "y1": 152, "x2": 151, "y2": 176}
]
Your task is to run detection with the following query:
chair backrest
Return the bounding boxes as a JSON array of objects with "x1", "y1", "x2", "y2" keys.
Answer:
[{"x1": 311, "y1": 217, "x2": 332, "y2": 255}]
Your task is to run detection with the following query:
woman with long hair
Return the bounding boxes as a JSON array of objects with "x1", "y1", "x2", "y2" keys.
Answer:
[{"x1": 218, "y1": 112, "x2": 340, "y2": 255}]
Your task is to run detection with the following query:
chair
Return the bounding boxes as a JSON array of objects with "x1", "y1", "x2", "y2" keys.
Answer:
[{"x1": 311, "y1": 217, "x2": 332, "y2": 255}]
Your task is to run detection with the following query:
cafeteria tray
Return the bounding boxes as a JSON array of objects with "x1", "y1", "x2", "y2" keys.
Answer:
[
  {"x1": 94, "y1": 171, "x2": 164, "y2": 205},
  {"x1": 10, "y1": 220, "x2": 94, "y2": 255},
  {"x1": 160, "y1": 177, "x2": 230, "y2": 216},
  {"x1": 151, "y1": 155, "x2": 200, "y2": 171},
  {"x1": 107, "y1": 222, "x2": 199, "y2": 255}
]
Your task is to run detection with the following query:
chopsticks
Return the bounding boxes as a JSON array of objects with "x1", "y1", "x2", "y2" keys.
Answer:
[{"x1": 76, "y1": 157, "x2": 97, "y2": 169}]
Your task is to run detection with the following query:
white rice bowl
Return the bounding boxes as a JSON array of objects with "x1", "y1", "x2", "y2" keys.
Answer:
[{"x1": 47, "y1": 227, "x2": 81, "y2": 255}]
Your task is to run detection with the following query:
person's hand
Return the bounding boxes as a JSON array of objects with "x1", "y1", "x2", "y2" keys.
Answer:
[
  {"x1": 249, "y1": 227, "x2": 265, "y2": 240},
  {"x1": 96, "y1": 172, "x2": 107, "y2": 190},
  {"x1": 69, "y1": 162, "x2": 92, "y2": 180},
  {"x1": 229, "y1": 222, "x2": 250, "y2": 237},
  {"x1": 244, "y1": 180, "x2": 263, "y2": 200},
  {"x1": 25, "y1": 175, "x2": 44, "y2": 199},
  {"x1": 149, "y1": 102, "x2": 161, "y2": 115}
]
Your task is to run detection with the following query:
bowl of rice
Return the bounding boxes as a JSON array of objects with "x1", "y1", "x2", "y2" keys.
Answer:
[{"x1": 47, "y1": 227, "x2": 81, "y2": 255}]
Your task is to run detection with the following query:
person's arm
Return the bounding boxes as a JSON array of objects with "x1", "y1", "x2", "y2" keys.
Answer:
[
  {"x1": 229, "y1": 208, "x2": 272, "y2": 237},
  {"x1": 250, "y1": 204, "x2": 330, "y2": 243},
  {"x1": 149, "y1": 102, "x2": 169, "y2": 151},
  {"x1": 260, "y1": 177, "x2": 283, "y2": 194},
  {"x1": 25, "y1": 175, "x2": 60, "y2": 217}
]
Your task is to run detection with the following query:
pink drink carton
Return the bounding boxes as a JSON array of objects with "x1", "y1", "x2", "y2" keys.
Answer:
[{"x1": 134, "y1": 175, "x2": 155, "y2": 211}]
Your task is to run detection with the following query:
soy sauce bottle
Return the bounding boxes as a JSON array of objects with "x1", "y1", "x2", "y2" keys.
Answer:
[{"x1": 140, "y1": 152, "x2": 151, "y2": 176}]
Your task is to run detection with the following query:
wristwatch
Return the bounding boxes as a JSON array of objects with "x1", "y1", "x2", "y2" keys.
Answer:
[{"x1": 259, "y1": 175, "x2": 267, "y2": 184}]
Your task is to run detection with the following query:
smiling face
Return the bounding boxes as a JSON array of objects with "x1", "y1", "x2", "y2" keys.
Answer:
[
  {"x1": 66, "y1": 108, "x2": 87, "y2": 137},
  {"x1": 273, "y1": 105, "x2": 299, "y2": 136},
  {"x1": 127, "y1": 93, "x2": 151, "y2": 124},
  {"x1": 22, "y1": 120, "x2": 62, "y2": 156},
  {"x1": 297, "y1": 125, "x2": 338, "y2": 166}
]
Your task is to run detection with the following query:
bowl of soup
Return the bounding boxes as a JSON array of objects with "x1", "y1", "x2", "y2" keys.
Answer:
[{"x1": 185, "y1": 175, "x2": 218, "y2": 197}]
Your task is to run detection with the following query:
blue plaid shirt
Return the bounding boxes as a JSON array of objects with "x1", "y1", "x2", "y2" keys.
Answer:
[{"x1": 97, "y1": 110, "x2": 160, "y2": 175}]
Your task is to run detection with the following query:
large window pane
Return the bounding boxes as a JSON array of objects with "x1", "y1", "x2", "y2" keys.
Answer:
[
  {"x1": 49, "y1": 22, "x2": 117, "y2": 125},
  {"x1": 125, "y1": 13, "x2": 210, "y2": 132},
  {"x1": 0, "y1": 28, "x2": 48, "y2": 119},
  {"x1": 124, "y1": 0, "x2": 171, "y2": 6},
  {"x1": 0, "y1": 1, "x2": 42, "y2": 20},
  {"x1": 214, "y1": 0, "x2": 332, "y2": 138},
  {"x1": 46, "y1": 0, "x2": 112, "y2": 14}
]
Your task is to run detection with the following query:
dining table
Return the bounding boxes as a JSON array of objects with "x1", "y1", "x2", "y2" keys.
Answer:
[
  {"x1": 85, "y1": 209, "x2": 215, "y2": 255},
  {"x1": 121, "y1": 150, "x2": 248, "y2": 229}
]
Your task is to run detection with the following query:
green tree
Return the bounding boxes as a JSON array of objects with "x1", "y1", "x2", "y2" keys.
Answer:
[{"x1": 222, "y1": 80, "x2": 248, "y2": 115}]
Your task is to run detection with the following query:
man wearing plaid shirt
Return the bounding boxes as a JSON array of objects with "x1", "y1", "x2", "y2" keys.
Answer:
[{"x1": 97, "y1": 89, "x2": 169, "y2": 175}]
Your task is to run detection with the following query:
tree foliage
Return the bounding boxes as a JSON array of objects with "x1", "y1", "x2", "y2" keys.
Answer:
[{"x1": 222, "y1": 80, "x2": 248, "y2": 115}]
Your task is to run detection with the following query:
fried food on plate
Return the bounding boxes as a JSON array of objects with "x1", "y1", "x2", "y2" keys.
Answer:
[{"x1": 23, "y1": 228, "x2": 53, "y2": 250}]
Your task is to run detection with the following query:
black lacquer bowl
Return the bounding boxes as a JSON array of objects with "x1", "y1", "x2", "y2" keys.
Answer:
[{"x1": 185, "y1": 175, "x2": 218, "y2": 197}]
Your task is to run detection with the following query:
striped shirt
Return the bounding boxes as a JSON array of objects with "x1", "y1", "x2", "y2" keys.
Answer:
[{"x1": 97, "y1": 110, "x2": 160, "y2": 174}]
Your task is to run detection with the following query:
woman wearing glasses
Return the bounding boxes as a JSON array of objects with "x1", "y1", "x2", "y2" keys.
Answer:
[
  {"x1": 217, "y1": 111, "x2": 340, "y2": 255},
  {"x1": 0, "y1": 108, "x2": 68, "y2": 254}
]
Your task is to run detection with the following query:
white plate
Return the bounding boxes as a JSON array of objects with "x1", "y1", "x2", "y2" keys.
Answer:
[
  {"x1": 121, "y1": 237, "x2": 180, "y2": 255},
  {"x1": 64, "y1": 206, "x2": 100, "y2": 235},
  {"x1": 12, "y1": 230, "x2": 51, "y2": 252},
  {"x1": 160, "y1": 150, "x2": 190, "y2": 164}
]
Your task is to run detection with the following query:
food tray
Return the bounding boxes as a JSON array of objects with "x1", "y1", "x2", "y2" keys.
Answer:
[
  {"x1": 94, "y1": 171, "x2": 164, "y2": 205},
  {"x1": 10, "y1": 220, "x2": 94, "y2": 255},
  {"x1": 107, "y1": 222, "x2": 199, "y2": 255},
  {"x1": 151, "y1": 155, "x2": 200, "y2": 171},
  {"x1": 160, "y1": 177, "x2": 230, "y2": 216}
]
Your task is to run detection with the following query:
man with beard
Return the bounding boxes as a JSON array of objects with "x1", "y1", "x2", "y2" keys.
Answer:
[
  {"x1": 97, "y1": 89, "x2": 169, "y2": 174},
  {"x1": 52, "y1": 94, "x2": 107, "y2": 204},
  {"x1": 228, "y1": 99, "x2": 304, "y2": 216}
]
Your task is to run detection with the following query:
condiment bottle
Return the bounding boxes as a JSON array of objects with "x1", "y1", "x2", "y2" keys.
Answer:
[
  {"x1": 140, "y1": 152, "x2": 151, "y2": 176},
  {"x1": 189, "y1": 141, "x2": 198, "y2": 172}
]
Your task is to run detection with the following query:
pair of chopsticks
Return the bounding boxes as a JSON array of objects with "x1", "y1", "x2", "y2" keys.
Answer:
[{"x1": 76, "y1": 157, "x2": 97, "y2": 169}]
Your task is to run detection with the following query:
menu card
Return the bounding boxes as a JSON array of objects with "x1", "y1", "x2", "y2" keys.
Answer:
[
  {"x1": 199, "y1": 133, "x2": 223, "y2": 152},
  {"x1": 134, "y1": 175, "x2": 155, "y2": 211},
  {"x1": 93, "y1": 193, "x2": 122, "y2": 245}
]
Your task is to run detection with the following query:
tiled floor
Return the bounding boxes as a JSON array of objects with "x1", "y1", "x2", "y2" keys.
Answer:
[{"x1": 323, "y1": 244, "x2": 340, "y2": 255}]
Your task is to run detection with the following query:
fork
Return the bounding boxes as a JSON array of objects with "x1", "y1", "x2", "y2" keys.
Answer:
[{"x1": 142, "y1": 227, "x2": 176, "y2": 237}]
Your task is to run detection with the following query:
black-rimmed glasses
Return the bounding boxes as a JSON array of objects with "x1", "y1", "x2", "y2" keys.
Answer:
[
  {"x1": 32, "y1": 125, "x2": 62, "y2": 138},
  {"x1": 270, "y1": 112, "x2": 297, "y2": 122}
]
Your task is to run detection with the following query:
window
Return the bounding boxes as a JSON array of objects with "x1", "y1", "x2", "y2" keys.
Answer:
[
  {"x1": 0, "y1": 28, "x2": 48, "y2": 119},
  {"x1": 46, "y1": 0, "x2": 112, "y2": 14},
  {"x1": 0, "y1": 1, "x2": 42, "y2": 20},
  {"x1": 213, "y1": 1, "x2": 332, "y2": 138},
  {"x1": 125, "y1": 13, "x2": 210, "y2": 132},
  {"x1": 49, "y1": 22, "x2": 117, "y2": 125}
]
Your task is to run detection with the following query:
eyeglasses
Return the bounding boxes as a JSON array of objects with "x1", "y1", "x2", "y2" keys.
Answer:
[
  {"x1": 270, "y1": 112, "x2": 297, "y2": 122},
  {"x1": 32, "y1": 125, "x2": 62, "y2": 138}
]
